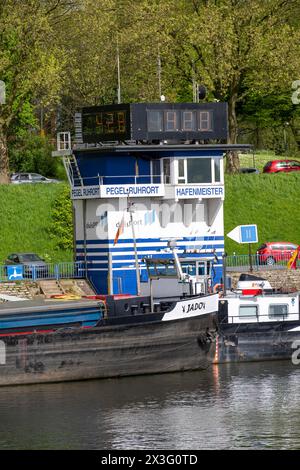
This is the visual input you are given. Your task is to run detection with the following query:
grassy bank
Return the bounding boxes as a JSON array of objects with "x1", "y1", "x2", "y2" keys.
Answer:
[
  {"x1": 0, "y1": 183, "x2": 73, "y2": 263},
  {"x1": 224, "y1": 172, "x2": 300, "y2": 254},
  {"x1": 0, "y1": 169, "x2": 299, "y2": 262}
]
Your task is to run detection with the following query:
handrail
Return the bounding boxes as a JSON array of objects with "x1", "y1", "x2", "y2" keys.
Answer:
[
  {"x1": 0, "y1": 261, "x2": 87, "y2": 282},
  {"x1": 226, "y1": 253, "x2": 299, "y2": 270},
  {"x1": 228, "y1": 313, "x2": 298, "y2": 323}
]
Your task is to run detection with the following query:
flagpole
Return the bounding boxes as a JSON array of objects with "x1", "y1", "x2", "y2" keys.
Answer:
[{"x1": 128, "y1": 203, "x2": 141, "y2": 296}]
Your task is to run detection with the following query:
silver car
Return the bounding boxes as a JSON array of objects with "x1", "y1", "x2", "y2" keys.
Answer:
[{"x1": 10, "y1": 172, "x2": 59, "y2": 184}]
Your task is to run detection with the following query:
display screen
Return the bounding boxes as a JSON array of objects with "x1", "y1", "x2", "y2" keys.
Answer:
[
  {"x1": 82, "y1": 105, "x2": 130, "y2": 142},
  {"x1": 79, "y1": 102, "x2": 227, "y2": 143},
  {"x1": 147, "y1": 109, "x2": 213, "y2": 133}
]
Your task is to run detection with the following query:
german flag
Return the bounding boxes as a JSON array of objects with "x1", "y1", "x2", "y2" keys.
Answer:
[
  {"x1": 287, "y1": 246, "x2": 300, "y2": 270},
  {"x1": 114, "y1": 214, "x2": 125, "y2": 245}
]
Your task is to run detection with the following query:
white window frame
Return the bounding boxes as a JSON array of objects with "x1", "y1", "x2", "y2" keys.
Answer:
[
  {"x1": 174, "y1": 157, "x2": 223, "y2": 185},
  {"x1": 268, "y1": 304, "x2": 289, "y2": 319},
  {"x1": 239, "y1": 305, "x2": 259, "y2": 319}
]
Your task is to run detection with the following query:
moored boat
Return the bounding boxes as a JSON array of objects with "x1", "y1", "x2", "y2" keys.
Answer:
[
  {"x1": 0, "y1": 250, "x2": 219, "y2": 386},
  {"x1": 215, "y1": 274, "x2": 300, "y2": 364},
  {"x1": 0, "y1": 292, "x2": 218, "y2": 386}
]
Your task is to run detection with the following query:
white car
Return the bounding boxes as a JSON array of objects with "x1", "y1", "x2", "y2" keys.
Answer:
[{"x1": 10, "y1": 172, "x2": 59, "y2": 184}]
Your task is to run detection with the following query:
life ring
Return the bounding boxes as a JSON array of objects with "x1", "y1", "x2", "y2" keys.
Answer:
[{"x1": 213, "y1": 283, "x2": 224, "y2": 293}]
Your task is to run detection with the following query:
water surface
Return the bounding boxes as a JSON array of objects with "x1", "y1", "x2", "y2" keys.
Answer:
[{"x1": 0, "y1": 361, "x2": 300, "y2": 449}]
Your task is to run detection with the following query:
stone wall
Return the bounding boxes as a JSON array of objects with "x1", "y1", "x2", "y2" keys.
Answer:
[
  {"x1": 229, "y1": 270, "x2": 300, "y2": 291},
  {"x1": 0, "y1": 281, "x2": 40, "y2": 299}
]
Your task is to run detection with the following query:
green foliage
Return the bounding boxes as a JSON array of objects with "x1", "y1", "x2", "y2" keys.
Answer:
[
  {"x1": 0, "y1": 183, "x2": 72, "y2": 263},
  {"x1": 8, "y1": 133, "x2": 64, "y2": 178},
  {"x1": 11, "y1": 134, "x2": 65, "y2": 178},
  {"x1": 49, "y1": 185, "x2": 73, "y2": 251},
  {"x1": 0, "y1": 0, "x2": 66, "y2": 181}
]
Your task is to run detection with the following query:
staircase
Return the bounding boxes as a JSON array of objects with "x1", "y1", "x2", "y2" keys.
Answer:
[
  {"x1": 39, "y1": 280, "x2": 65, "y2": 298},
  {"x1": 63, "y1": 154, "x2": 83, "y2": 187},
  {"x1": 38, "y1": 279, "x2": 96, "y2": 298}
]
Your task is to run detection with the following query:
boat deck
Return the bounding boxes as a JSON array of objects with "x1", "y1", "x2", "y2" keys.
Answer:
[{"x1": 0, "y1": 298, "x2": 103, "y2": 316}]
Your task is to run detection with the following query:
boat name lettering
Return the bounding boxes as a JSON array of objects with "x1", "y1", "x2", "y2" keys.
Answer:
[{"x1": 182, "y1": 302, "x2": 206, "y2": 314}]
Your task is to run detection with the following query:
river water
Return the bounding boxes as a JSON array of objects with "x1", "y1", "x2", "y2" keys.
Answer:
[{"x1": 0, "y1": 361, "x2": 300, "y2": 450}]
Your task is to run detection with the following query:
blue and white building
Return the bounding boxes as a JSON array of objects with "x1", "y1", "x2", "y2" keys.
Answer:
[{"x1": 54, "y1": 102, "x2": 249, "y2": 295}]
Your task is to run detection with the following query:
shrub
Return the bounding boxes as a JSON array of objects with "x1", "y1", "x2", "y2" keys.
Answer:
[
  {"x1": 49, "y1": 185, "x2": 73, "y2": 250},
  {"x1": 9, "y1": 133, "x2": 65, "y2": 179}
]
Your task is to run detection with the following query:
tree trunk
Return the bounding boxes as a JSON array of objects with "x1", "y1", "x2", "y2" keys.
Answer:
[
  {"x1": 0, "y1": 125, "x2": 10, "y2": 184},
  {"x1": 290, "y1": 122, "x2": 300, "y2": 151},
  {"x1": 226, "y1": 87, "x2": 240, "y2": 174}
]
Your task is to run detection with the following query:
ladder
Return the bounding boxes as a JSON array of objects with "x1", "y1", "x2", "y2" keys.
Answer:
[{"x1": 63, "y1": 154, "x2": 83, "y2": 187}]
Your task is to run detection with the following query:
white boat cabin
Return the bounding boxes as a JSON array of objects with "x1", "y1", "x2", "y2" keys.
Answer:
[{"x1": 223, "y1": 292, "x2": 300, "y2": 324}]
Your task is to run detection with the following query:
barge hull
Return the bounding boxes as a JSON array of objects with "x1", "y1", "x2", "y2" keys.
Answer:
[
  {"x1": 216, "y1": 324, "x2": 300, "y2": 363},
  {"x1": 0, "y1": 313, "x2": 217, "y2": 386}
]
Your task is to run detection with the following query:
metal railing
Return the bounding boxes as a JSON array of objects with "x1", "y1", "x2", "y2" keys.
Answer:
[
  {"x1": 226, "y1": 254, "x2": 299, "y2": 271},
  {"x1": 0, "y1": 261, "x2": 87, "y2": 282},
  {"x1": 70, "y1": 173, "x2": 164, "y2": 187}
]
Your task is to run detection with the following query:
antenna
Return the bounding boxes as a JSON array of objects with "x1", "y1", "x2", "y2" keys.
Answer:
[{"x1": 117, "y1": 40, "x2": 121, "y2": 104}]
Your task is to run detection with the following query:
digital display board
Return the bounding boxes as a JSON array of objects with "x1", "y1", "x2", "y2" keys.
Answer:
[
  {"x1": 79, "y1": 102, "x2": 228, "y2": 144},
  {"x1": 82, "y1": 104, "x2": 131, "y2": 142}
]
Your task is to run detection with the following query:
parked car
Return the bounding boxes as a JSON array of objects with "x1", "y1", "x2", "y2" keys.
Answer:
[
  {"x1": 257, "y1": 242, "x2": 300, "y2": 265},
  {"x1": 10, "y1": 173, "x2": 59, "y2": 184},
  {"x1": 263, "y1": 160, "x2": 300, "y2": 173},
  {"x1": 239, "y1": 167, "x2": 259, "y2": 174},
  {"x1": 4, "y1": 253, "x2": 49, "y2": 278}
]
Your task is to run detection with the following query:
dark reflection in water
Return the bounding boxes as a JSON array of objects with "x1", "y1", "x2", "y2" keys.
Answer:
[{"x1": 1, "y1": 361, "x2": 300, "y2": 449}]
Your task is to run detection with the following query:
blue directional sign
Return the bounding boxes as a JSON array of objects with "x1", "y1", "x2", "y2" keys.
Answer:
[
  {"x1": 7, "y1": 265, "x2": 23, "y2": 281},
  {"x1": 227, "y1": 224, "x2": 258, "y2": 244},
  {"x1": 240, "y1": 225, "x2": 258, "y2": 244}
]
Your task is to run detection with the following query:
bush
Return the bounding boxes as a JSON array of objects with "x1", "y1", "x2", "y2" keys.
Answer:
[
  {"x1": 8, "y1": 133, "x2": 66, "y2": 179},
  {"x1": 49, "y1": 185, "x2": 73, "y2": 250}
]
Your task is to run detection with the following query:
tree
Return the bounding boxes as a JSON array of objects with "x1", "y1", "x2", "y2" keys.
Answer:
[
  {"x1": 57, "y1": 0, "x2": 174, "y2": 118},
  {"x1": 162, "y1": 0, "x2": 300, "y2": 172},
  {"x1": 0, "y1": 0, "x2": 66, "y2": 183}
]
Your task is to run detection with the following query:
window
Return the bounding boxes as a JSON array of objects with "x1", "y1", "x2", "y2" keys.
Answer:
[
  {"x1": 187, "y1": 158, "x2": 212, "y2": 183},
  {"x1": 285, "y1": 244, "x2": 297, "y2": 250},
  {"x1": 269, "y1": 304, "x2": 288, "y2": 319},
  {"x1": 214, "y1": 159, "x2": 221, "y2": 182},
  {"x1": 239, "y1": 305, "x2": 258, "y2": 318},
  {"x1": 178, "y1": 159, "x2": 186, "y2": 184},
  {"x1": 31, "y1": 175, "x2": 45, "y2": 181},
  {"x1": 151, "y1": 160, "x2": 161, "y2": 184},
  {"x1": 163, "y1": 159, "x2": 171, "y2": 184},
  {"x1": 181, "y1": 262, "x2": 196, "y2": 276},
  {"x1": 277, "y1": 162, "x2": 288, "y2": 168}
]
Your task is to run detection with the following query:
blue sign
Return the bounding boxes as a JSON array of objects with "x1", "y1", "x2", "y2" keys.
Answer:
[
  {"x1": 7, "y1": 265, "x2": 23, "y2": 281},
  {"x1": 240, "y1": 225, "x2": 258, "y2": 244},
  {"x1": 227, "y1": 224, "x2": 258, "y2": 244}
]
